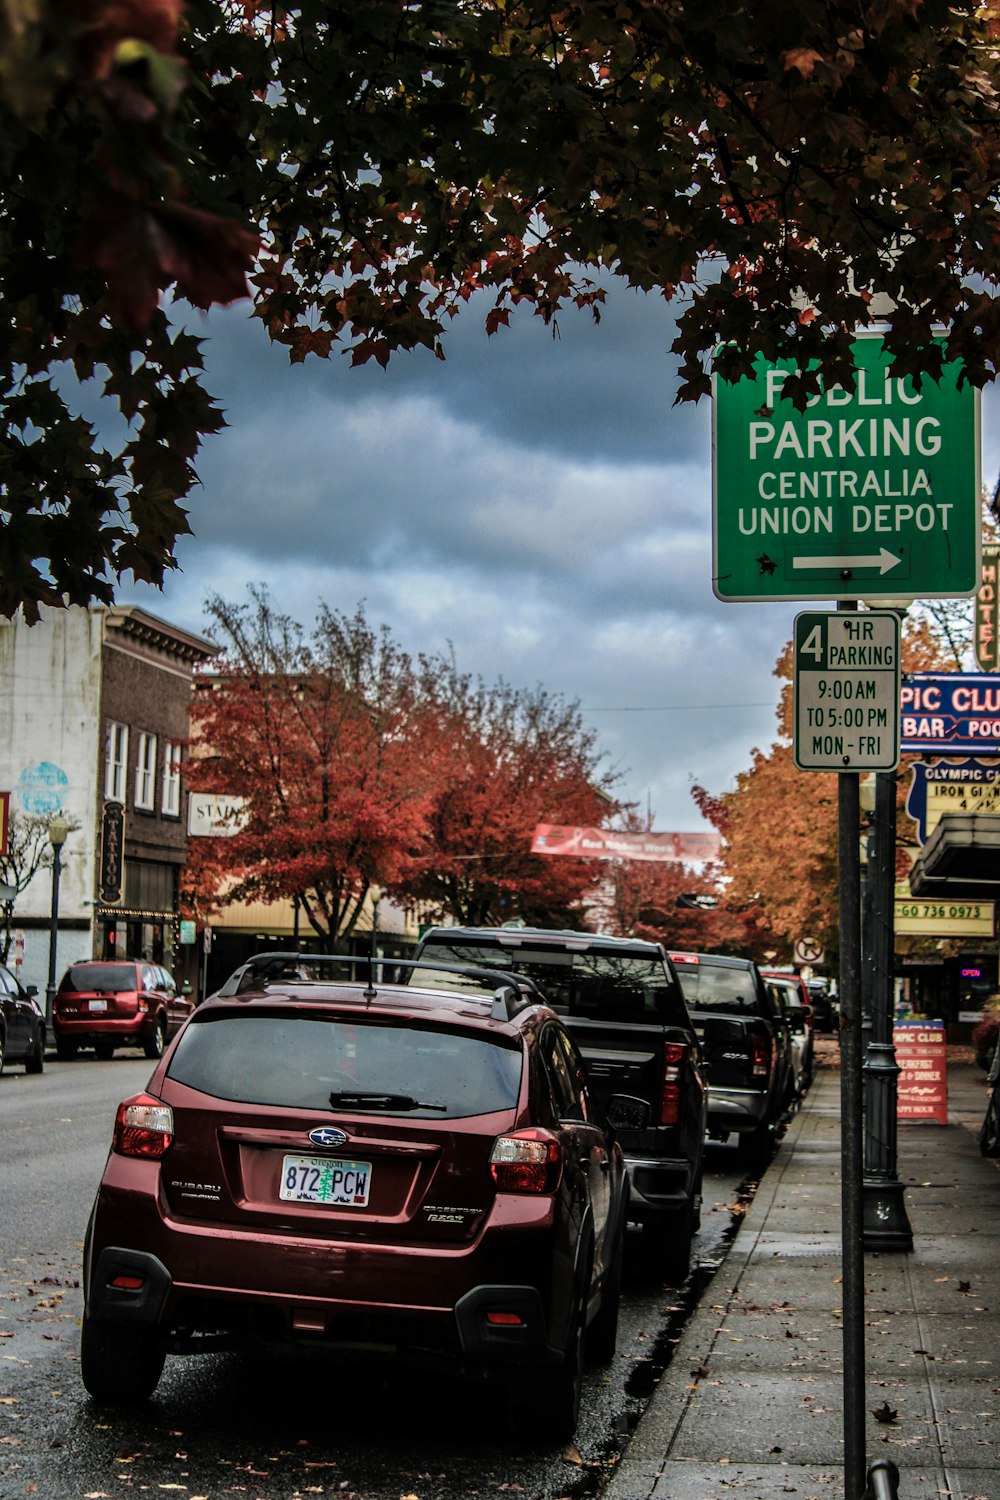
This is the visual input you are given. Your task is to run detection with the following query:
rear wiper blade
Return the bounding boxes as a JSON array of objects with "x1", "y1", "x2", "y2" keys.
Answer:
[{"x1": 328, "y1": 1091, "x2": 447, "y2": 1112}]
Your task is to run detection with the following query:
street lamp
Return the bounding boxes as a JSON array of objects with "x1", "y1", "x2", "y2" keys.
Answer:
[
  {"x1": 45, "y1": 813, "x2": 71, "y2": 1040},
  {"x1": 369, "y1": 885, "x2": 382, "y2": 961}
]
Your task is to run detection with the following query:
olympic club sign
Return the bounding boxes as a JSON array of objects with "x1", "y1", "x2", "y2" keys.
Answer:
[{"x1": 900, "y1": 674, "x2": 1000, "y2": 754}]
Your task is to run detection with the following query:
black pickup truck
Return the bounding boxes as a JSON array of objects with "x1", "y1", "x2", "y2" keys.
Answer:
[
  {"x1": 669, "y1": 950, "x2": 794, "y2": 1168},
  {"x1": 413, "y1": 926, "x2": 708, "y2": 1284}
]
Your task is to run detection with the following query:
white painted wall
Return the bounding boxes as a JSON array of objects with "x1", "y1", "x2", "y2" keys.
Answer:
[{"x1": 0, "y1": 608, "x2": 103, "y2": 989}]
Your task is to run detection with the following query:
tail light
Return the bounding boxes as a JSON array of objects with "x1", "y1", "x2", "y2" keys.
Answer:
[
  {"x1": 660, "y1": 1042, "x2": 689, "y2": 1125},
  {"x1": 750, "y1": 1034, "x2": 771, "y2": 1079},
  {"x1": 490, "y1": 1128, "x2": 562, "y2": 1193},
  {"x1": 112, "y1": 1094, "x2": 174, "y2": 1159}
]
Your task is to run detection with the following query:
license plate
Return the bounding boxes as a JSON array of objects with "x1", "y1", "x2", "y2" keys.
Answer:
[
  {"x1": 88, "y1": 999, "x2": 108, "y2": 1012},
  {"x1": 279, "y1": 1155, "x2": 372, "y2": 1207}
]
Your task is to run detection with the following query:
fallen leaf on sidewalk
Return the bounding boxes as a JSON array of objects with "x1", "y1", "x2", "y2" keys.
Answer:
[{"x1": 872, "y1": 1402, "x2": 898, "y2": 1424}]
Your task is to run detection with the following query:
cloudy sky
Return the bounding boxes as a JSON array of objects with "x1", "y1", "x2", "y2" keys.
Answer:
[{"x1": 118, "y1": 288, "x2": 999, "y2": 833}]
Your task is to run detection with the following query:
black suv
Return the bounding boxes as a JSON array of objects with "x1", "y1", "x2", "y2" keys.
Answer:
[
  {"x1": 414, "y1": 927, "x2": 707, "y2": 1283},
  {"x1": 670, "y1": 951, "x2": 795, "y2": 1166}
]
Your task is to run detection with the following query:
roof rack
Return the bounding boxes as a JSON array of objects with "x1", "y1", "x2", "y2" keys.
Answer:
[{"x1": 232, "y1": 951, "x2": 545, "y2": 1019}]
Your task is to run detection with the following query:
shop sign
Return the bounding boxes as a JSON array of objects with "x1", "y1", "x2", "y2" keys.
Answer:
[
  {"x1": 188, "y1": 793, "x2": 248, "y2": 837},
  {"x1": 99, "y1": 801, "x2": 125, "y2": 906},
  {"x1": 975, "y1": 545, "x2": 1000, "y2": 671},
  {"x1": 905, "y1": 757, "x2": 1000, "y2": 842},
  {"x1": 894, "y1": 898, "x2": 995, "y2": 937},
  {"x1": 900, "y1": 673, "x2": 1000, "y2": 753},
  {"x1": 894, "y1": 1020, "x2": 948, "y2": 1124}
]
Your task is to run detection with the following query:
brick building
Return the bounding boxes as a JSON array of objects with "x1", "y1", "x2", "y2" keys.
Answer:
[{"x1": 0, "y1": 605, "x2": 217, "y2": 998}]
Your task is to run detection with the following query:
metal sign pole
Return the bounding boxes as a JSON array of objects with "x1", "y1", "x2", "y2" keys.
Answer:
[{"x1": 837, "y1": 611, "x2": 866, "y2": 1500}]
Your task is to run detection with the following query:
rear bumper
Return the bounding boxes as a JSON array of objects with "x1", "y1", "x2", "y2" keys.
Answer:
[
  {"x1": 53, "y1": 1013, "x2": 153, "y2": 1042},
  {"x1": 705, "y1": 1086, "x2": 771, "y2": 1135},
  {"x1": 85, "y1": 1159, "x2": 567, "y2": 1372},
  {"x1": 85, "y1": 1243, "x2": 563, "y2": 1371},
  {"x1": 624, "y1": 1154, "x2": 696, "y2": 1221}
]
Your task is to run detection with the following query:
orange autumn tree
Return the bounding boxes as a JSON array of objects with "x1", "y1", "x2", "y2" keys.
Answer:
[
  {"x1": 693, "y1": 614, "x2": 956, "y2": 968},
  {"x1": 184, "y1": 589, "x2": 451, "y2": 951},
  {"x1": 594, "y1": 809, "x2": 763, "y2": 954},
  {"x1": 399, "y1": 668, "x2": 619, "y2": 928}
]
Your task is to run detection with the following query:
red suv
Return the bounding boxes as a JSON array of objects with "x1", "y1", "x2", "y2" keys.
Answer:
[
  {"x1": 53, "y1": 961, "x2": 193, "y2": 1061},
  {"x1": 81, "y1": 957, "x2": 630, "y2": 1439}
]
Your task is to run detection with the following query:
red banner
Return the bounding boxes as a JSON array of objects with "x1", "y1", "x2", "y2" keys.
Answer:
[
  {"x1": 530, "y1": 824, "x2": 721, "y2": 864},
  {"x1": 894, "y1": 1020, "x2": 948, "y2": 1125}
]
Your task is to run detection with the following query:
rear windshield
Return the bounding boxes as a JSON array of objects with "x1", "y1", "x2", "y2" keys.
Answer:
[
  {"x1": 166, "y1": 1013, "x2": 522, "y2": 1118},
  {"x1": 416, "y1": 940, "x2": 687, "y2": 1026},
  {"x1": 58, "y1": 964, "x2": 136, "y2": 994},
  {"x1": 673, "y1": 961, "x2": 760, "y2": 1013}
]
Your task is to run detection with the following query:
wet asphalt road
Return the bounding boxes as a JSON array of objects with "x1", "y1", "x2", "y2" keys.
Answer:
[{"x1": 0, "y1": 1053, "x2": 762, "y2": 1500}]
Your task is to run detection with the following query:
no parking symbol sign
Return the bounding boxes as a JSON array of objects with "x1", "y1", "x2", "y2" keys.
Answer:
[{"x1": 794, "y1": 936, "x2": 824, "y2": 966}]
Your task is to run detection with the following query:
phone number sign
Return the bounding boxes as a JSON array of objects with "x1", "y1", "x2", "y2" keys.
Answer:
[
  {"x1": 794, "y1": 610, "x2": 901, "y2": 771},
  {"x1": 895, "y1": 898, "x2": 996, "y2": 936}
]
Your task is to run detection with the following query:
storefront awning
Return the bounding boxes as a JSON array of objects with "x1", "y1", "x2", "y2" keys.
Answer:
[{"x1": 909, "y1": 812, "x2": 1000, "y2": 898}]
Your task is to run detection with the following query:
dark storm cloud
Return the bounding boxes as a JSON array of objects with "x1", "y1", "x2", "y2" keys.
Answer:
[{"x1": 119, "y1": 291, "x2": 798, "y2": 827}]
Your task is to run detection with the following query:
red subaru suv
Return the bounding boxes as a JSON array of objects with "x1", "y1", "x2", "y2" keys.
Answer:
[
  {"x1": 53, "y1": 961, "x2": 193, "y2": 1061},
  {"x1": 81, "y1": 957, "x2": 630, "y2": 1439}
]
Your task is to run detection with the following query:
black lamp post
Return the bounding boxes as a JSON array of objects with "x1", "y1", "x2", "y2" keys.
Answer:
[
  {"x1": 861, "y1": 769, "x2": 913, "y2": 1251},
  {"x1": 44, "y1": 813, "x2": 70, "y2": 1041},
  {"x1": 370, "y1": 885, "x2": 382, "y2": 961}
]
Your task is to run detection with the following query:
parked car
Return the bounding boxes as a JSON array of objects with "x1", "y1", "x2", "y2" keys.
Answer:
[
  {"x1": 81, "y1": 957, "x2": 630, "y2": 1439},
  {"x1": 761, "y1": 970, "x2": 814, "y2": 1095},
  {"x1": 412, "y1": 925, "x2": 707, "y2": 1283},
  {"x1": 669, "y1": 950, "x2": 795, "y2": 1167},
  {"x1": 53, "y1": 961, "x2": 193, "y2": 1060},
  {"x1": 0, "y1": 961, "x2": 45, "y2": 1075},
  {"x1": 804, "y1": 978, "x2": 838, "y2": 1033}
]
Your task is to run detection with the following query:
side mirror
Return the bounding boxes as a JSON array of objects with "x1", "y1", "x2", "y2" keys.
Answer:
[
  {"x1": 24, "y1": 983, "x2": 38, "y2": 998},
  {"x1": 605, "y1": 1094, "x2": 651, "y2": 1132}
]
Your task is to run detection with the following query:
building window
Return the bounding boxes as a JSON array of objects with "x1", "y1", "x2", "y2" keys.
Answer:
[
  {"x1": 135, "y1": 732, "x2": 157, "y2": 810},
  {"x1": 162, "y1": 742, "x2": 182, "y2": 817},
  {"x1": 105, "y1": 722, "x2": 129, "y2": 803}
]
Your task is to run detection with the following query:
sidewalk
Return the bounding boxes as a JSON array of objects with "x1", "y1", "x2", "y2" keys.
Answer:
[{"x1": 606, "y1": 1051, "x2": 1000, "y2": 1500}]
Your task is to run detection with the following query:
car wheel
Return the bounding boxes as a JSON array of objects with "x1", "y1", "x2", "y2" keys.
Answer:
[
  {"x1": 25, "y1": 1025, "x2": 45, "y2": 1075},
  {"x1": 94, "y1": 1040, "x2": 115, "y2": 1061},
  {"x1": 508, "y1": 1294, "x2": 584, "y2": 1442},
  {"x1": 80, "y1": 1317, "x2": 165, "y2": 1404},
  {"x1": 143, "y1": 1017, "x2": 167, "y2": 1060},
  {"x1": 56, "y1": 1038, "x2": 78, "y2": 1061},
  {"x1": 643, "y1": 1196, "x2": 694, "y2": 1286},
  {"x1": 587, "y1": 1219, "x2": 624, "y2": 1364},
  {"x1": 0, "y1": 1028, "x2": 5, "y2": 1076}
]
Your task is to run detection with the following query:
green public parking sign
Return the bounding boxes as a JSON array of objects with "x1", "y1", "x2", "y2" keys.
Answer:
[{"x1": 713, "y1": 335, "x2": 980, "y2": 602}]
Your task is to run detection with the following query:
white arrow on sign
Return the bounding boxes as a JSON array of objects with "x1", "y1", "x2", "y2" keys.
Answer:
[{"x1": 793, "y1": 548, "x2": 901, "y2": 574}]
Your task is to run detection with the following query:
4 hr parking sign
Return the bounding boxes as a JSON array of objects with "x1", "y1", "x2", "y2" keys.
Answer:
[{"x1": 794, "y1": 611, "x2": 901, "y2": 772}]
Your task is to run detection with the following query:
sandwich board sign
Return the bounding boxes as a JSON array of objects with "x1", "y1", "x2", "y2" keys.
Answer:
[{"x1": 713, "y1": 335, "x2": 979, "y2": 602}]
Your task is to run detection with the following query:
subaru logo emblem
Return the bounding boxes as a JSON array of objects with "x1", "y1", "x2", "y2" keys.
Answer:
[{"x1": 308, "y1": 1127, "x2": 348, "y2": 1148}]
